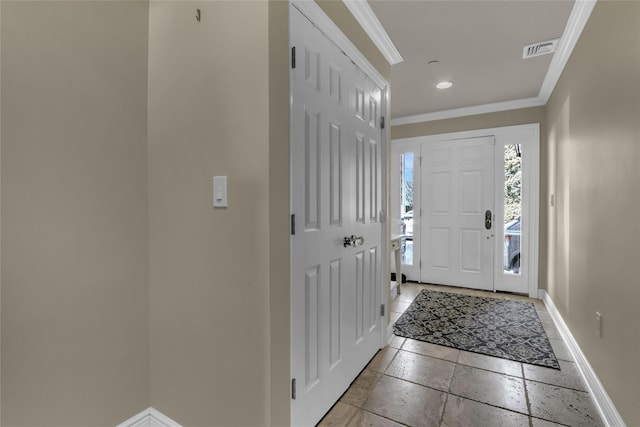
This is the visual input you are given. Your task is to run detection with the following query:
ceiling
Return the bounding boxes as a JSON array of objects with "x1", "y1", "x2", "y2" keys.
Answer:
[{"x1": 359, "y1": 0, "x2": 577, "y2": 122}]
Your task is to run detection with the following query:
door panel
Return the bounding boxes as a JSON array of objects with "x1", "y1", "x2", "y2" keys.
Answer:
[
  {"x1": 290, "y1": 7, "x2": 384, "y2": 426},
  {"x1": 420, "y1": 137, "x2": 495, "y2": 290}
]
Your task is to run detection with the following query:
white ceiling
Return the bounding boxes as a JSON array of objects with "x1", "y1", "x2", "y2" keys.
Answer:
[{"x1": 360, "y1": 0, "x2": 577, "y2": 122}]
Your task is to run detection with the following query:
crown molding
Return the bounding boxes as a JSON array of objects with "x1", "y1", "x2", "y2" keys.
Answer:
[
  {"x1": 342, "y1": 0, "x2": 403, "y2": 65},
  {"x1": 391, "y1": 97, "x2": 545, "y2": 127},
  {"x1": 292, "y1": 0, "x2": 388, "y2": 89},
  {"x1": 539, "y1": 0, "x2": 597, "y2": 101},
  {"x1": 391, "y1": 0, "x2": 597, "y2": 126}
]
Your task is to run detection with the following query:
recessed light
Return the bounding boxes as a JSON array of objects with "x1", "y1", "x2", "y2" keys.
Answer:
[{"x1": 436, "y1": 81, "x2": 453, "y2": 89}]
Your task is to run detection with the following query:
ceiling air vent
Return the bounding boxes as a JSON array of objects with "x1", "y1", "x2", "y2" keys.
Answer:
[{"x1": 522, "y1": 38, "x2": 559, "y2": 59}]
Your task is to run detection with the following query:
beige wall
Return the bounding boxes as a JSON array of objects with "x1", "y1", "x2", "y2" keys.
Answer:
[
  {"x1": 147, "y1": 1, "x2": 271, "y2": 425},
  {"x1": 1, "y1": 2, "x2": 150, "y2": 426},
  {"x1": 147, "y1": 1, "x2": 389, "y2": 425},
  {"x1": 267, "y1": 1, "x2": 291, "y2": 425},
  {"x1": 545, "y1": 1, "x2": 640, "y2": 425},
  {"x1": 391, "y1": 107, "x2": 550, "y2": 290},
  {"x1": 0, "y1": 0, "x2": 388, "y2": 424},
  {"x1": 0, "y1": 3, "x2": 3, "y2": 423},
  {"x1": 4, "y1": 0, "x2": 637, "y2": 425}
]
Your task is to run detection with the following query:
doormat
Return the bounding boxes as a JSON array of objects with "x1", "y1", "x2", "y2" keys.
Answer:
[{"x1": 393, "y1": 290, "x2": 560, "y2": 369}]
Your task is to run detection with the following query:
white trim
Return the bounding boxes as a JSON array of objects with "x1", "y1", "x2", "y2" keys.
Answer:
[
  {"x1": 539, "y1": 0, "x2": 597, "y2": 102},
  {"x1": 342, "y1": 0, "x2": 403, "y2": 65},
  {"x1": 116, "y1": 407, "x2": 182, "y2": 427},
  {"x1": 526, "y1": 124, "x2": 540, "y2": 299},
  {"x1": 380, "y1": 77, "x2": 390, "y2": 350},
  {"x1": 541, "y1": 291, "x2": 627, "y2": 427},
  {"x1": 390, "y1": 0, "x2": 597, "y2": 126},
  {"x1": 390, "y1": 97, "x2": 545, "y2": 127},
  {"x1": 292, "y1": 0, "x2": 387, "y2": 90}
]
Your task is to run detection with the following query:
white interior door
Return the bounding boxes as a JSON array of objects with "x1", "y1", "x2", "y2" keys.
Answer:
[
  {"x1": 290, "y1": 7, "x2": 384, "y2": 426},
  {"x1": 420, "y1": 137, "x2": 495, "y2": 290}
]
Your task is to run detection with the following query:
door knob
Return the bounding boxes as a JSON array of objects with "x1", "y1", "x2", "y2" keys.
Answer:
[{"x1": 343, "y1": 235, "x2": 365, "y2": 247}]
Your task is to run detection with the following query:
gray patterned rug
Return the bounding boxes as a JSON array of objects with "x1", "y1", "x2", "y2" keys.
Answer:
[{"x1": 393, "y1": 290, "x2": 560, "y2": 369}]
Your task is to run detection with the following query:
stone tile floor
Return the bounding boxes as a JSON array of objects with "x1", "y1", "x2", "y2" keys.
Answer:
[{"x1": 318, "y1": 283, "x2": 604, "y2": 427}]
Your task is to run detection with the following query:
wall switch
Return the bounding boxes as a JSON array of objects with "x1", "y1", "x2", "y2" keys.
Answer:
[
  {"x1": 213, "y1": 176, "x2": 228, "y2": 208},
  {"x1": 595, "y1": 311, "x2": 602, "y2": 337}
]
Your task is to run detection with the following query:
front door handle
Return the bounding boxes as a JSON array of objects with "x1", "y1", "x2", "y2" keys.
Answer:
[
  {"x1": 485, "y1": 210, "x2": 492, "y2": 230},
  {"x1": 343, "y1": 235, "x2": 365, "y2": 247}
]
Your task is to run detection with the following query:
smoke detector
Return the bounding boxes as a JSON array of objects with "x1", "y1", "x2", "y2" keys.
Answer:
[{"x1": 522, "y1": 38, "x2": 559, "y2": 59}]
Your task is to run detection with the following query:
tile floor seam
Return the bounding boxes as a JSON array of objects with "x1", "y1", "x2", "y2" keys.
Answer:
[
  {"x1": 396, "y1": 346, "x2": 458, "y2": 363},
  {"x1": 446, "y1": 388, "x2": 531, "y2": 417},
  {"x1": 523, "y1": 380, "x2": 586, "y2": 427},
  {"x1": 438, "y1": 360, "x2": 457, "y2": 427},
  {"x1": 522, "y1": 362, "x2": 534, "y2": 427},
  {"x1": 455, "y1": 360, "x2": 526, "y2": 380},
  {"x1": 525, "y1": 377, "x2": 591, "y2": 393},
  {"x1": 437, "y1": 392, "x2": 451, "y2": 427},
  {"x1": 381, "y1": 348, "x2": 402, "y2": 374},
  {"x1": 335, "y1": 401, "x2": 360, "y2": 426},
  {"x1": 358, "y1": 407, "x2": 412, "y2": 427},
  {"x1": 380, "y1": 371, "x2": 452, "y2": 395}
]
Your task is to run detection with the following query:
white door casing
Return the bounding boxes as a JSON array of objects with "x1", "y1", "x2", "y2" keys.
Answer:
[
  {"x1": 290, "y1": 6, "x2": 386, "y2": 426},
  {"x1": 391, "y1": 124, "x2": 540, "y2": 297},
  {"x1": 420, "y1": 137, "x2": 495, "y2": 290}
]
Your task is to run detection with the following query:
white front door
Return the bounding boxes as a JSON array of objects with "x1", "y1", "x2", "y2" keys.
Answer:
[
  {"x1": 420, "y1": 137, "x2": 495, "y2": 290},
  {"x1": 290, "y1": 7, "x2": 384, "y2": 426}
]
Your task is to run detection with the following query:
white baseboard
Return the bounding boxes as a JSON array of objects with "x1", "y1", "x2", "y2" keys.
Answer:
[
  {"x1": 117, "y1": 407, "x2": 182, "y2": 427},
  {"x1": 541, "y1": 290, "x2": 627, "y2": 427}
]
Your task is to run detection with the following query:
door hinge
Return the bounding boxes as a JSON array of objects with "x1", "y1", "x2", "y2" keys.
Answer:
[
  {"x1": 380, "y1": 116, "x2": 385, "y2": 129},
  {"x1": 291, "y1": 46, "x2": 296, "y2": 69},
  {"x1": 419, "y1": 156, "x2": 423, "y2": 166},
  {"x1": 291, "y1": 378, "x2": 297, "y2": 400},
  {"x1": 379, "y1": 210, "x2": 386, "y2": 223},
  {"x1": 380, "y1": 304, "x2": 385, "y2": 317},
  {"x1": 291, "y1": 214, "x2": 296, "y2": 235},
  {"x1": 419, "y1": 260, "x2": 422, "y2": 268}
]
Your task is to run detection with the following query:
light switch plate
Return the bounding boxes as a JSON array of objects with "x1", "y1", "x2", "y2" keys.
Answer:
[{"x1": 213, "y1": 176, "x2": 227, "y2": 208}]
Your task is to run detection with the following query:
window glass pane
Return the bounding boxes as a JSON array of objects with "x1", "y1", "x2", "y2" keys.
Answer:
[
  {"x1": 503, "y1": 145, "x2": 522, "y2": 275},
  {"x1": 400, "y1": 153, "x2": 414, "y2": 265}
]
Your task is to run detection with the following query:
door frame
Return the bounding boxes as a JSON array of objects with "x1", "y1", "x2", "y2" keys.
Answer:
[
  {"x1": 288, "y1": 1, "x2": 391, "y2": 418},
  {"x1": 419, "y1": 136, "x2": 496, "y2": 290},
  {"x1": 392, "y1": 124, "x2": 540, "y2": 298}
]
